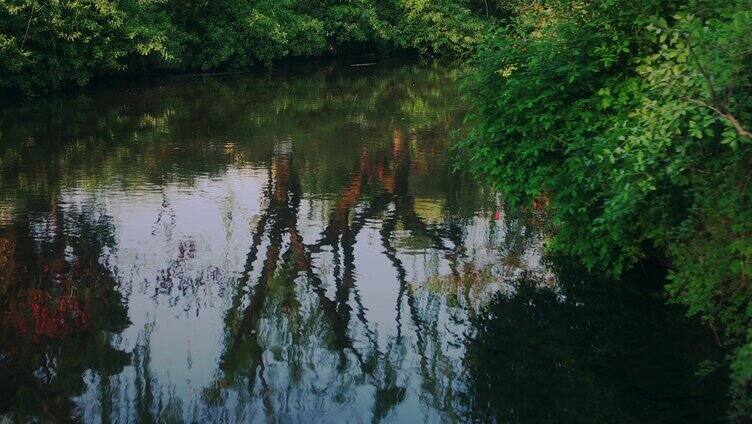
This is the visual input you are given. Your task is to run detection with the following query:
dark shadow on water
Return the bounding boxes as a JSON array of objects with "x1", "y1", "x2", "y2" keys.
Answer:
[{"x1": 464, "y1": 256, "x2": 730, "y2": 423}]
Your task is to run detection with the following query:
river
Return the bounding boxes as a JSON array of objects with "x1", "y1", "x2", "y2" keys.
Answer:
[{"x1": 0, "y1": 62, "x2": 729, "y2": 423}]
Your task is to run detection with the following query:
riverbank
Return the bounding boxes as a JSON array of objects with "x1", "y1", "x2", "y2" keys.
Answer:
[
  {"x1": 0, "y1": 54, "x2": 429, "y2": 105},
  {"x1": 0, "y1": 0, "x2": 487, "y2": 95}
]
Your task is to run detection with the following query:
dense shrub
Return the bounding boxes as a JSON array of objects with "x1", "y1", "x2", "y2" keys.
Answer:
[
  {"x1": 390, "y1": 0, "x2": 487, "y2": 55},
  {"x1": 0, "y1": 0, "x2": 489, "y2": 93},
  {"x1": 457, "y1": 0, "x2": 752, "y2": 413},
  {"x1": 0, "y1": 0, "x2": 177, "y2": 92}
]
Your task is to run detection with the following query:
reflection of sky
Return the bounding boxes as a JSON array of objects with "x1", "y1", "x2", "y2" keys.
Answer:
[
  {"x1": 54, "y1": 161, "x2": 548, "y2": 422},
  {"x1": 0, "y1": 63, "x2": 552, "y2": 422}
]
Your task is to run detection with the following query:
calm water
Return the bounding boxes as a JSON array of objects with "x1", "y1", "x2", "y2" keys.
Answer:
[{"x1": 0, "y1": 63, "x2": 729, "y2": 423}]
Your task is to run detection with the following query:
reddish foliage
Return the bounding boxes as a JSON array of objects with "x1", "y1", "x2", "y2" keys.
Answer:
[{"x1": 4, "y1": 289, "x2": 89, "y2": 342}]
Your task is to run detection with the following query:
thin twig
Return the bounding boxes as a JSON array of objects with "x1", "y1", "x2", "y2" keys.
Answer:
[{"x1": 21, "y1": 4, "x2": 36, "y2": 49}]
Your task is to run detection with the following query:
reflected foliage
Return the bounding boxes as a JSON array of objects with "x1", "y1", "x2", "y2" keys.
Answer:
[
  {"x1": 0, "y1": 201, "x2": 129, "y2": 422},
  {"x1": 1, "y1": 63, "x2": 468, "y2": 201}
]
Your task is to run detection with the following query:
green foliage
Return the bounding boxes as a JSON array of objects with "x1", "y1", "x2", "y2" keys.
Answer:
[
  {"x1": 0, "y1": 0, "x2": 490, "y2": 93},
  {"x1": 390, "y1": 0, "x2": 487, "y2": 55},
  {"x1": 457, "y1": 0, "x2": 752, "y2": 412},
  {"x1": 0, "y1": 0, "x2": 177, "y2": 92}
]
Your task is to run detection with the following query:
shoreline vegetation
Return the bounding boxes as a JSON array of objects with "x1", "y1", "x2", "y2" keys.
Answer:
[
  {"x1": 0, "y1": 0, "x2": 488, "y2": 95},
  {"x1": 457, "y1": 0, "x2": 752, "y2": 417},
  {"x1": 3, "y1": 0, "x2": 752, "y2": 419}
]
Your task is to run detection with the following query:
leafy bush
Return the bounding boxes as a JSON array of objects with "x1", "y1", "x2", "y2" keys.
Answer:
[
  {"x1": 0, "y1": 0, "x2": 179, "y2": 92},
  {"x1": 457, "y1": 0, "x2": 752, "y2": 412},
  {"x1": 391, "y1": 0, "x2": 487, "y2": 56},
  {"x1": 0, "y1": 0, "x2": 490, "y2": 94}
]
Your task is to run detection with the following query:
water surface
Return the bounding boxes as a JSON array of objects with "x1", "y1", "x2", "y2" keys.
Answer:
[{"x1": 0, "y1": 63, "x2": 728, "y2": 423}]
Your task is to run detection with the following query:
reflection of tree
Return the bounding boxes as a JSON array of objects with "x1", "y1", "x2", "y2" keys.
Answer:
[
  {"x1": 0, "y1": 62, "x2": 526, "y2": 422},
  {"x1": 0, "y1": 63, "x2": 466, "y2": 204},
  {"x1": 207, "y1": 126, "x2": 478, "y2": 420},
  {"x1": 131, "y1": 323, "x2": 185, "y2": 423},
  {"x1": 0, "y1": 199, "x2": 130, "y2": 422},
  {"x1": 464, "y1": 256, "x2": 729, "y2": 424}
]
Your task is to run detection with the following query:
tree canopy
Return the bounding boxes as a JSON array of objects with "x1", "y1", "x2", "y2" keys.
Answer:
[{"x1": 0, "y1": 0, "x2": 489, "y2": 93}]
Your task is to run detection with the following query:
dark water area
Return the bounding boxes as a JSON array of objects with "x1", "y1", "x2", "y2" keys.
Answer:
[{"x1": 0, "y1": 63, "x2": 729, "y2": 423}]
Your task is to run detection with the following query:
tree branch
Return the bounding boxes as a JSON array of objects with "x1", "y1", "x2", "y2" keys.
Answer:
[{"x1": 689, "y1": 99, "x2": 752, "y2": 140}]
